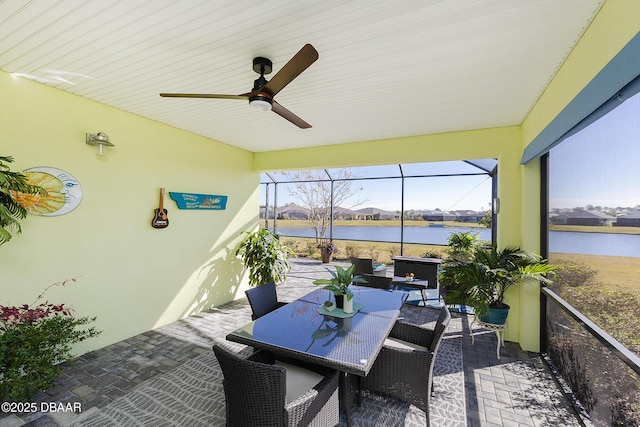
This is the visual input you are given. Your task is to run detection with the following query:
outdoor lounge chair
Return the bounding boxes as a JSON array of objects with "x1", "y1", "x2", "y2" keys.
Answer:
[
  {"x1": 350, "y1": 257, "x2": 374, "y2": 275},
  {"x1": 213, "y1": 344, "x2": 340, "y2": 427},
  {"x1": 361, "y1": 305, "x2": 451, "y2": 425},
  {"x1": 245, "y1": 281, "x2": 287, "y2": 320},
  {"x1": 392, "y1": 257, "x2": 440, "y2": 290},
  {"x1": 360, "y1": 274, "x2": 392, "y2": 290}
]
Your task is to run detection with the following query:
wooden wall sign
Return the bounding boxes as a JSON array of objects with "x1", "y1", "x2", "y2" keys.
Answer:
[{"x1": 169, "y1": 192, "x2": 228, "y2": 210}]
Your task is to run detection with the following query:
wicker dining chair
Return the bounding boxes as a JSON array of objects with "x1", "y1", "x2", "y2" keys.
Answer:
[
  {"x1": 245, "y1": 281, "x2": 287, "y2": 320},
  {"x1": 361, "y1": 306, "x2": 451, "y2": 425},
  {"x1": 360, "y1": 274, "x2": 392, "y2": 290},
  {"x1": 213, "y1": 344, "x2": 340, "y2": 427}
]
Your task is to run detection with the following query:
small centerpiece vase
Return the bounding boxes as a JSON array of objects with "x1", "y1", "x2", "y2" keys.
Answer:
[{"x1": 343, "y1": 296, "x2": 354, "y2": 314}]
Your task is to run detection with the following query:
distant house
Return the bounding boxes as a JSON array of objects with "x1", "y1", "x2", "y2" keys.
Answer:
[
  {"x1": 552, "y1": 210, "x2": 615, "y2": 226},
  {"x1": 453, "y1": 210, "x2": 484, "y2": 223},
  {"x1": 549, "y1": 213, "x2": 568, "y2": 224},
  {"x1": 422, "y1": 210, "x2": 456, "y2": 221},
  {"x1": 356, "y1": 207, "x2": 399, "y2": 220},
  {"x1": 615, "y1": 210, "x2": 640, "y2": 227},
  {"x1": 332, "y1": 206, "x2": 359, "y2": 220},
  {"x1": 276, "y1": 204, "x2": 309, "y2": 220}
]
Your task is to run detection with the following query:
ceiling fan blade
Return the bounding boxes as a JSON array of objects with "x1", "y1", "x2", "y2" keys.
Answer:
[
  {"x1": 159, "y1": 93, "x2": 248, "y2": 100},
  {"x1": 261, "y1": 44, "x2": 318, "y2": 97},
  {"x1": 272, "y1": 101, "x2": 312, "y2": 129}
]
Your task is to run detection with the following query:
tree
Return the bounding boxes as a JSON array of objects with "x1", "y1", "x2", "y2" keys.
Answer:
[
  {"x1": 479, "y1": 210, "x2": 492, "y2": 228},
  {"x1": 282, "y1": 169, "x2": 367, "y2": 242},
  {"x1": 0, "y1": 156, "x2": 47, "y2": 245}
]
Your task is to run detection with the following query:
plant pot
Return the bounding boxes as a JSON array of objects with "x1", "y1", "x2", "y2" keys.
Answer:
[
  {"x1": 335, "y1": 294, "x2": 344, "y2": 309},
  {"x1": 323, "y1": 301, "x2": 336, "y2": 312},
  {"x1": 479, "y1": 304, "x2": 510, "y2": 325},
  {"x1": 320, "y1": 248, "x2": 333, "y2": 263}
]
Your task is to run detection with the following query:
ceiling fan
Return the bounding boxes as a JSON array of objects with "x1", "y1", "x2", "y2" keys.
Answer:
[{"x1": 160, "y1": 44, "x2": 318, "y2": 128}]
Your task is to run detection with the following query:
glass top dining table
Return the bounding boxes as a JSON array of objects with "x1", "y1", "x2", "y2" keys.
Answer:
[{"x1": 226, "y1": 285, "x2": 409, "y2": 376}]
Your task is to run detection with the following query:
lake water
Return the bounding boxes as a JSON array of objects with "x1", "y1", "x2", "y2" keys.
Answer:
[{"x1": 276, "y1": 226, "x2": 640, "y2": 258}]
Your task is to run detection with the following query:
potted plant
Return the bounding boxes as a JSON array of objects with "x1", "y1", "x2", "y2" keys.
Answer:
[
  {"x1": 0, "y1": 156, "x2": 47, "y2": 245},
  {"x1": 235, "y1": 229, "x2": 295, "y2": 288},
  {"x1": 317, "y1": 239, "x2": 338, "y2": 263},
  {"x1": 313, "y1": 264, "x2": 367, "y2": 312},
  {"x1": 322, "y1": 300, "x2": 336, "y2": 312},
  {"x1": 440, "y1": 232, "x2": 555, "y2": 324}
]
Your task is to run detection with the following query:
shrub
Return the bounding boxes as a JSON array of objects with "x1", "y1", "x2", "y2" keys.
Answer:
[
  {"x1": 422, "y1": 250, "x2": 442, "y2": 258},
  {"x1": 388, "y1": 245, "x2": 401, "y2": 258},
  {"x1": 551, "y1": 260, "x2": 598, "y2": 289},
  {"x1": 561, "y1": 286, "x2": 640, "y2": 355},
  {"x1": 344, "y1": 244, "x2": 360, "y2": 259},
  {"x1": 282, "y1": 238, "x2": 314, "y2": 257},
  {"x1": 0, "y1": 280, "x2": 101, "y2": 401}
]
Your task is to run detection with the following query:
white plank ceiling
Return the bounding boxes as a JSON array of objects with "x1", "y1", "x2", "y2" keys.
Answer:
[{"x1": 0, "y1": 0, "x2": 604, "y2": 152}]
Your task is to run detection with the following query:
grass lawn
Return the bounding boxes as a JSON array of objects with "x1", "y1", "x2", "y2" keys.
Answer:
[{"x1": 550, "y1": 252, "x2": 640, "y2": 293}]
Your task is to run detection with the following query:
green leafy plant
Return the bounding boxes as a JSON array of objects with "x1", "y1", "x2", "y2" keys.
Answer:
[
  {"x1": 312, "y1": 264, "x2": 367, "y2": 301},
  {"x1": 235, "y1": 229, "x2": 295, "y2": 287},
  {"x1": 440, "y1": 232, "x2": 555, "y2": 317},
  {"x1": 445, "y1": 231, "x2": 480, "y2": 262},
  {"x1": 0, "y1": 280, "x2": 101, "y2": 401},
  {"x1": 0, "y1": 155, "x2": 47, "y2": 245}
]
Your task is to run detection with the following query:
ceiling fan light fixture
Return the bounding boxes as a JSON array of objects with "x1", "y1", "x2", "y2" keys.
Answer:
[
  {"x1": 249, "y1": 95, "x2": 273, "y2": 112},
  {"x1": 159, "y1": 44, "x2": 318, "y2": 127}
]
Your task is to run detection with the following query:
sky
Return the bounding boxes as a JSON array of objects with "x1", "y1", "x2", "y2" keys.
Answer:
[
  {"x1": 344, "y1": 174, "x2": 492, "y2": 212},
  {"x1": 549, "y1": 90, "x2": 640, "y2": 210},
  {"x1": 261, "y1": 166, "x2": 493, "y2": 212}
]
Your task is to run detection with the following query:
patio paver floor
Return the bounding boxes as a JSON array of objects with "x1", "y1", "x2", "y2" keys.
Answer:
[{"x1": 0, "y1": 258, "x2": 581, "y2": 427}]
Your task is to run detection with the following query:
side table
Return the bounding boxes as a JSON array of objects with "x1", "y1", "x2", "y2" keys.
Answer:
[{"x1": 469, "y1": 317, "x2": 508, "y2": 359}]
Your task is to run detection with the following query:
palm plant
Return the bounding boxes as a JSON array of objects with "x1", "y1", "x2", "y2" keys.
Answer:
[
  {"x1": 440, "y1": 235, "x2": 555, "y2": 319},
  {"x1": 0, "y1": 156, "x2": 46, "y2": 245}
]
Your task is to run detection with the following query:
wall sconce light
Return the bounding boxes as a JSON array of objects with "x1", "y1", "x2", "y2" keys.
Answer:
[{"x1": 86, "y1": 132, "x2": 114, "y2": 156}]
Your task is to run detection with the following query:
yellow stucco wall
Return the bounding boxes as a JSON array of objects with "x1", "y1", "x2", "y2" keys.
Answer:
[{"x1": 0, "y1": 71, "x2": 258, "y2": 354}]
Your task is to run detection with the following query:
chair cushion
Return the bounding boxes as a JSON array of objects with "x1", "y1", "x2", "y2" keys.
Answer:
[
  {"x1": 273, "y1": 361, "x2": 324, "y2": 404},
  {"x1": 384, "y1": 336, "x2": 428, "y2": 352}
]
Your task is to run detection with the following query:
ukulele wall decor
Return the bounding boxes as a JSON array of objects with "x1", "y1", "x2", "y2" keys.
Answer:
[{"x1": 151, "y1": 188, "x2": 169, "y2": 228}]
